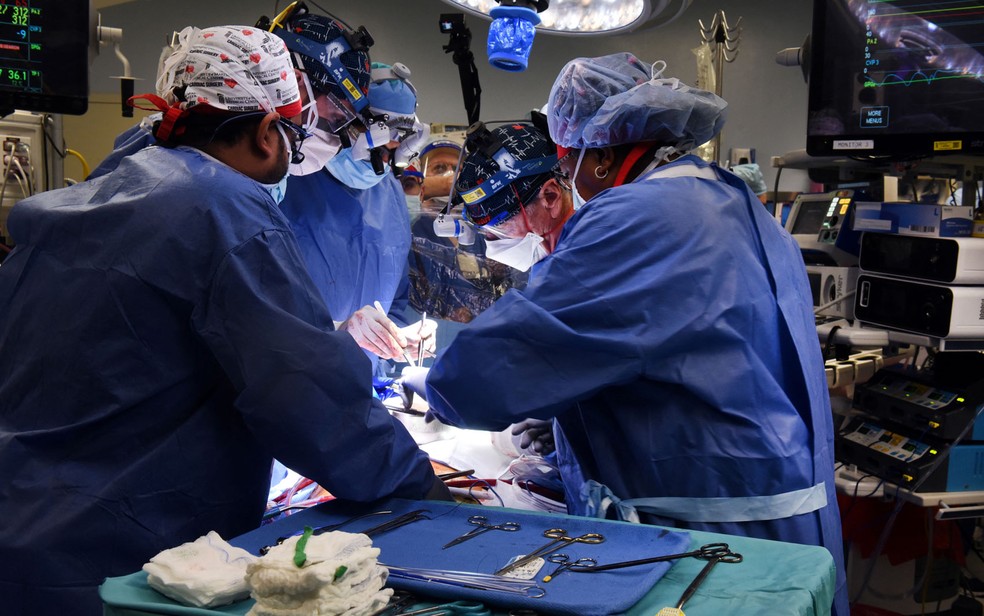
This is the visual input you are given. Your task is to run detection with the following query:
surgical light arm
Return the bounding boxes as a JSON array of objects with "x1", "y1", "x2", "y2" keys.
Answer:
[{"x1": 97, "y1": 14, "x2": 135, "y2": 118}]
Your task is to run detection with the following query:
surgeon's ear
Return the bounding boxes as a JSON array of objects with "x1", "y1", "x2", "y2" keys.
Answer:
[
  {"x1": 254, "y1": 113, "x2": 282, "y2": 161},
  {"x1": 540, "y1": 178, "x2": 566, "y2": 220},
  {"x1": 596, "y1": 146, "x2": 618, "y2": 183}
]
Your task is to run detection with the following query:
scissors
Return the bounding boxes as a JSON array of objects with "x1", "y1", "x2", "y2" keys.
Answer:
[
  {"x1": 494, "y1": 528, "x2": 605, "y2": 575},
  {"x1": 658, "y1": 548, "x2": 743, "y2": 615},
  {"x1": 569, "y1": 542, "x2": 737, "y2": 573},
  {"x1": 443, "y1": 515, "x2": 521, "y2": 549},
  {"x1": 542, "y1": 553, "x2": 596, "y2": 582}
]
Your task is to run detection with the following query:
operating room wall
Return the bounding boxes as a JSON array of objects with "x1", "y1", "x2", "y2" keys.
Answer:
[{"x1": 74, "y1": 0, "x2": 815, "y2": 191}]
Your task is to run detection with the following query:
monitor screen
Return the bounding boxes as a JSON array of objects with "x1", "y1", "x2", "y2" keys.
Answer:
[
  {"x1": 0, "y1": 0, "x2": 90, "y2": 116},
  {"x1": 789, "y1": 195, "x2": 835, "y2": 236},
  {"x1": 807, "y1": 0, "x2": 984, "y2": 158}
]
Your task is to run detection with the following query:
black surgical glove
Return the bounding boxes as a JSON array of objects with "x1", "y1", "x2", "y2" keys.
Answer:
[
  {"x1": 511, "y1": 418, "x2": 555, "y2": 456},
  {"x1": 424, "y1": 475, "x2": 454, "y2": 502},
  {"x1": 400, "y1": 366, "x2": 429, "y2": 401}
]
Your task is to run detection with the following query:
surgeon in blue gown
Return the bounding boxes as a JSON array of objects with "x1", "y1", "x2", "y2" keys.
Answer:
[
  {"x1": 281, "y1": 61, "x2": 435, "y2": 369},
  {"x1": 0, "y1": 26, "x2": 446, "y2": 615},
  {"x1": 412, "y1": 53, "x2": 848, "y2": 615},
  {"x1": 87, "y1": 115, "x2": 160, "y2": 180},
  {"x1": 90, "y1": 13, "x2": 435, "y2": 368}
]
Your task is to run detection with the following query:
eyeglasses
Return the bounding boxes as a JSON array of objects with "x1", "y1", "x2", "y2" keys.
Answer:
[
  {"x1": 210, "y1": 112, "x2": 310, "y2": 164},
  {"x1": 278, "y1": 117, "x2": 311, "y2": 165},
  {"x1": 426, "y1": 161, "x2": 457, "y2": 177},
  {"x1": 554, "y1": 149, "x2": 575, "y2": 180},
  {"x1": 474, "y1": 219, "x2": 515, "y2": 240},
  {"x1": 468, "y1": 184, "x2": 538, "y2": 240}
]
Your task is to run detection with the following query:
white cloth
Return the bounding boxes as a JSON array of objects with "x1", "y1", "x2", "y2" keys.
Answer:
[
  {"x1": 246, "y1": 531, "x2": 392, "y2": 616},
  {"x1": 142, "y1": 531, "x2": 257, "y2": 608}
]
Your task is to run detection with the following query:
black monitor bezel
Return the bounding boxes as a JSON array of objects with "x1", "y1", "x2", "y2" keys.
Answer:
[
  {"x1": 0, "y1": 0, "x2": 90, "y2": 116},
  {"x1": 806, "y1": 0, "x2": 984, "y2": 159}
]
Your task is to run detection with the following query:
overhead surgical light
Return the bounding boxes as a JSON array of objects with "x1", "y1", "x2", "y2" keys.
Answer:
[
  {"x1": 487, "y1": 0, "x2": 548, "y2": 72},
  {"x1": 441, "y1": 0, "x2": 692, "y2": 37}
]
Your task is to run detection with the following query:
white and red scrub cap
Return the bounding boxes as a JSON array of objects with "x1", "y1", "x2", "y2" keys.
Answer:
[{"x1": 132, "y1": 25, "x2": 302, "y2": 141}]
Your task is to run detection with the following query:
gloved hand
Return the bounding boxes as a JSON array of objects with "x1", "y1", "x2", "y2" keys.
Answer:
[
  {"x1": 400, "y1": 366, "x2": 430, "y2": 402},
  {"x1": 399, "y1": 318, "x2": 438, "y2": 362},
  {"x1": 511, "y1": 418, "x2": 555, "y2": 456},
  {"x1": 338, "y1": 304, "x2": 406, "y2": 360},
  {"x1": 421, "y1": 173, "x2": 454, "y2": 202},
  {"x1": 424, "y1": 475, "x2": 455, "y2": 502}
]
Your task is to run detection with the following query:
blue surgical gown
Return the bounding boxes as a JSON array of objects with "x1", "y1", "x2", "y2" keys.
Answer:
[
  {"x1": 86, "y1": 120, "x2": 156, "y2": 180},
  {"x1": 426, "y1": 155, "x2": 848, "y2": 615},
  {"x1": 0, "y1": 146, "x2": 436, "y2": 614},
  {"x1": 280, "y1": 170, "x2": 411, "y2": 369}
]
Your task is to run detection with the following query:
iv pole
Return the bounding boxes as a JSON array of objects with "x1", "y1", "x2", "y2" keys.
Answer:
[{"x1": 698, "y1": 11, "x2": 741, "y2": 164}]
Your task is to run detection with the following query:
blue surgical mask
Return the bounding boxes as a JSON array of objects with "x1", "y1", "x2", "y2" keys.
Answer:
[
  {"x1": 405, "y1": 194, "x2": 422, "y2": 222},
  {"x1": 570, "y1": 148, "x2": 588, "y2": 211},
  {"x1": 260, "y1": 174, "x2": 289, "y2": 205},
  {"x1": 325, "y1": 147, "x2": 388, "y2": 190}
]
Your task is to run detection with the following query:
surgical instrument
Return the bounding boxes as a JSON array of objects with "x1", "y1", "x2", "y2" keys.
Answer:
[
  {"x1": 385, "y1": 564, "x2": 546, "y2": 598},
  {"x1": 443, "y1": 515, "x2": 521, "y2": 549},
  {"x1": 370, "y1": 591, "x2": 491, "y2": 616},
  {"x1": 258, "y1": 510, "x2": 394, "y2": 554},
  {"x1": 375, "y1": 301, "x2": 416, "y2": 367},
  {"x1": 369, "y1": 590, "x2": 417, "y2": 616},
  {"x1": 568, "y1": 542, "x2": 735, "y2": 573},
  {"x1": 359, "y1": 509, "x2": 431, "y2": 537},
  {"x1": 390, "y1": 600, "x2": 491, "y2": 616},
  {"x1": 656, "y1": 549, "x2": 743, "y2": 615},
  {"x1": 493, "y1": 528, "x2": 604, "y2": 576},
  {"x1": 541, "y1": 553, "x2": 596, "y2": 582},
  {"x1": 417, "y1": 311, "x2": 427, "y2": 366},
  {"x1": 437, "y1": 469, "x2": 476, "y2": 481}
]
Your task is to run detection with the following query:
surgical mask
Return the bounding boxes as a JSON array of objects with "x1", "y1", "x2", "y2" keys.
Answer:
[
  {"x1": 259, "y1": 175, "x2": 289, "y2": 205},
  {"x1": 289, "y1": 126, "x2": 342, "y2": 176},
  {"x1": 405, "y1": 194, "x2": 421, "y2": 222},
  {"x1": 570, "y1": 149, "x2": 588, "y2": 211},
  {"x1": 325, "y1": 147, "x2": 388, "y2": 190},
  {"x1": 484, "y1": 232, "x2": 548, "y2": 272}
]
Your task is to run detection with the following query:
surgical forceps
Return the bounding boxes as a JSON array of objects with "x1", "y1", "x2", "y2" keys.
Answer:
[
  {"x1": 371, "y1": 592, "x2": 491, "y2": 616},
  {"x1": 258, "y1": 510, "x2": 394, "y2": 555},
  {"x1": 417, "y1": 311, "x2": 427, "y2": 366},
  {"x1": 542, "y1": 553, "x2": 596, "y2": 582},
  {"x1": 359, "y1": 509, "x2": 431, "y2": 537},
  {"x1": 493, "y1": 528, "x2": 605, "y2": 576},
  {"x1": 568, "y1": 542, "x2": 736, "y2": 572},
  {"x1": 443, "y1": 515, "x2": 521, "y2": 549}
]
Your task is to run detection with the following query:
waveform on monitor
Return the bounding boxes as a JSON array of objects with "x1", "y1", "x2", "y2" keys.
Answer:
[{"x1": 864, "y1": 69, "x2": 982, "y2": 87}]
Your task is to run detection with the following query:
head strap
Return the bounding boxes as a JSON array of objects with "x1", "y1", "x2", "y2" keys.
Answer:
[{"x1": 128, "y1": 94, "x2": 188, "y2": 142}]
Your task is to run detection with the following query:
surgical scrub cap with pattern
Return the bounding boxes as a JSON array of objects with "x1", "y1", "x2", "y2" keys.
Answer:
[
  {"x1": 546, "y1": 52, "x2": 728, "y2": 150},
  {"x1": 156, "y1": 25, "x2": 301, "y2": 117},
  {"x1": 136, "y1": 25, "x2": 302, "y2": 142}
]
